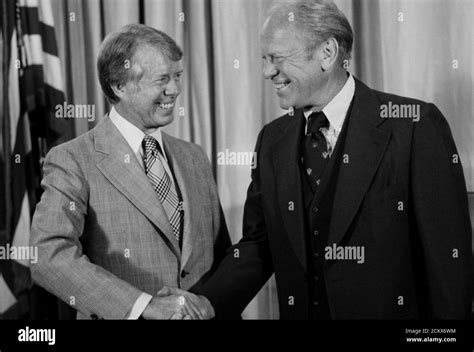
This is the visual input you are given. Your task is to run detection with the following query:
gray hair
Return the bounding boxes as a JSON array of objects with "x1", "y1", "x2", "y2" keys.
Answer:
[
  {"x1": 265, "y1": 0, "x2": 353, "y2": 62},
  {"x1": 97, "y1": 24, "x2": 183, "y2": 104}
]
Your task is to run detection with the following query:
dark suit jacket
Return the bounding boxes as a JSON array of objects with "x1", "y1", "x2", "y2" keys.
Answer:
[{"x1": 199, "y1": 78, "x2": 472, "y2": 319}]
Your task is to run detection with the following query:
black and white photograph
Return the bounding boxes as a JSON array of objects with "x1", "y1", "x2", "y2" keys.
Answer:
[{"x1": 0, "y1": 0, "x2": 473, "y2": 348}]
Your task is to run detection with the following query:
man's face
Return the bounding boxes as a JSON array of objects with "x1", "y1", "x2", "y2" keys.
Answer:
[
  {"x1": 119, "y1": 45, "x2": 182, "y2": 132},
  {"x1": 261, "y1": 20, "x2": 325, "y2": 110}
]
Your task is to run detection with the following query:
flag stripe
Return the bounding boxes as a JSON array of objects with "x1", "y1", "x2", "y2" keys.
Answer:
[
  {"x1": 37, "y1": 0, "x2": 54, "y2": 28},
  {"x1": 21, "y1": 34, "x2": 43, "y2": 66},
  {"x1": 8, "y1": 30, "x2": 21, "y2": 152},
  {"x1": 39, "y1": 23, "x2": 59, "y2": 56},
  {"x1": 19, "y1": 0, "x2": 40, "y2": 8},
  {"x1": 18, "y1": 6, "x2": 41, "y2": 36},
  {"x1": 43, "y1": 52, "x2": 64, "y2": 91}
]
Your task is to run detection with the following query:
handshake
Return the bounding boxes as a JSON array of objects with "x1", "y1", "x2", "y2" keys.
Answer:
[{"x1": 141, "y1": 287, "x2": 215, "y2": 320}]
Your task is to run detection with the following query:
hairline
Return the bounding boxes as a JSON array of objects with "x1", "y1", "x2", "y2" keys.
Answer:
[{"x1": 262, "y1": 1, "x2": 352, "y2": 63}]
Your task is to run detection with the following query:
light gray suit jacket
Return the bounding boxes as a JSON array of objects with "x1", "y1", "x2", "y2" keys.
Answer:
[{"x1": 30, "y1": 115, "x2": 231, "y2": 319}]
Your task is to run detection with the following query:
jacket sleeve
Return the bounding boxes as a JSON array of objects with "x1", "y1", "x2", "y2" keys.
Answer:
[
  {"x1": 194, "y1": 145, "x2": 232, "y2": 270},
  {"x1": 30, "y1": 146, "x2": 143, "y2": 319},
  {"x1": 194, "y1": 127, "x2": 274, "y2": 319},
  {"x1": 410, "y1": 103, "x2": 472, "y2": 319}
]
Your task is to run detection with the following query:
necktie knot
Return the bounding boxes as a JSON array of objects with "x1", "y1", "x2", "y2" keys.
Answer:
[
  {"x1": 142, "y1": 135, "x2": 163, "y2": 158},
  {"x1": 302, "y1": 111, "x2": 329, "y2": 194},
  {"x1": 307, "y1": 111, "x2": 329, "y2": 135}
]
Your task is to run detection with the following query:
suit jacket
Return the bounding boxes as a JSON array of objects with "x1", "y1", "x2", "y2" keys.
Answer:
[
  {"x1": 30, "y1": 115, "x2": 231, "y2": 319},
  {"x1": 199, "y1": 78, "x2": 472, "y2": 319}
]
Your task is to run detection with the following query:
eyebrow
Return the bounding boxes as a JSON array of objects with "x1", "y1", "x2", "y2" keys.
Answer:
[
  {"x1": 154, "y1": 69, "x2": 183, "y2": 79},
  {"x1": 262, "y1": 48, "x2": 292, "y2": 56},
  {"x1": 262, "y1": 52, "x2": 289, "y2": 60}
]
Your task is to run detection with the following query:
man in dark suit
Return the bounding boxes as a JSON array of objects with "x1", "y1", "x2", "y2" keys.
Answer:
[{"x1": 187, "y1": 0, "x2": 471, "y2": 319}]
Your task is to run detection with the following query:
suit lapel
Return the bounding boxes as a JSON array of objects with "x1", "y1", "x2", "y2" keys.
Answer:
[
  {"x1": 93, "y1": 116, "x2": 180, "y2": 258},
  {"x1": 328, "y1": 79, "x2": 392, "y2": 245},
  {"x1": 272, "y1": 110, "x2": 308, "y2": 271},
  {"x1": 162, "y1": 133, "x2": 202, "y2": 269}
]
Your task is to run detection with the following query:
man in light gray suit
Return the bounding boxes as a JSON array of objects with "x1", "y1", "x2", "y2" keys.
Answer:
[{"x1": 30, "y1": 24, "x2": 231, "y2": 320}]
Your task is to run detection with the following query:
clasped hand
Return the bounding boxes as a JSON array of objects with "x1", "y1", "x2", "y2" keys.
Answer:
[{"x1": 141, "y1": 286, "x2": 214, "y2": 320}]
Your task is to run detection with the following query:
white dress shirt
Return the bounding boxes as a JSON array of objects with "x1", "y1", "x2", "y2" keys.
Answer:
[{"x1": 304, "y1": 74, "x2": 355, "y2": 157}]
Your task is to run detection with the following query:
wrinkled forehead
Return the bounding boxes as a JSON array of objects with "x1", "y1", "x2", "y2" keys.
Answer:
[
  {"x1": 261, "y1": 17, "x2": 304, "y2": 54},
  {"x1": 133, "y1": 45, "x2": 182, "y2": 75}
]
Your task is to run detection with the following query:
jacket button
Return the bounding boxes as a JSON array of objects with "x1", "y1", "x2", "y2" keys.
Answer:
[
  {"x1": 313, "y1": 230, "x2": 319, "y2": 236},
  {"x1": 312, "y1": 207, "x2": 319, "y2": 213},
  {"x1": 314, "y1": 300, "x2": 319, "y2": 306},
  {"x1": 313, "y1": 252, "x2": 319, "y2": 258},
  {"x1": 180, "y1": 270, "x2": 188, "y2": 278}
]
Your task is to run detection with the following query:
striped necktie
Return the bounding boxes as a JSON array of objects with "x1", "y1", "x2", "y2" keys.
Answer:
[{"x1": 142, "y1": 135, "x2": 183, "y2": 242}]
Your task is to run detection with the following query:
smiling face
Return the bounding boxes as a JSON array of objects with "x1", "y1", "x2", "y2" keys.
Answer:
[
  {"x1": 261, "y1": 19, "x2": 327, "y2": 110},
  {"x1": 115, "y1": 45, "x2": 183, "y2": 133}
]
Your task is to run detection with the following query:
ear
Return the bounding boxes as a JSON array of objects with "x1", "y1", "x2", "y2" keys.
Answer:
[
  {"x1": 111, "y1": 83, "x2": 127, "y2": 100},
  {"x1": 320, "y1": 37, "x2": 339, "y2": 72}
]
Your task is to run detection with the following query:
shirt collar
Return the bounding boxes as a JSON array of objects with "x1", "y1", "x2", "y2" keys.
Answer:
[
  {"x1": 109, "y1": 106, "x2": 167, "y2": 160},
  {"x1": 304, "y1": 74, "x2": 355, "y2": 132}
]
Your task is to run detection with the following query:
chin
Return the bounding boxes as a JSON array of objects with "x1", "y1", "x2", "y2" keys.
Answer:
[
  {"x1": 278, "y1": 94, "x2": 298, "y2": 110},
  {"x1": 279, "y1": 101, "x2": 293, "y2": 111},
  {"x1": 161, "y1": 117, "x2": 174, "y2": 127},
  {"x1": 153, "y1": 113, "x2": 174, "y2": 126}
]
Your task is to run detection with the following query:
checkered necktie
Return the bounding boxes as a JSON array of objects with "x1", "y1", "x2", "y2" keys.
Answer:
[
  {"x1": 142, "y1": 135, "x2": 183, "y2": 241},
  {"x1": 301, "y1": 111, "x2": 330, "y2": 194}
]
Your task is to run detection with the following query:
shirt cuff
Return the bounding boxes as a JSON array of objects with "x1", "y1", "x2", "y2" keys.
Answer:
[{"x1": 127, "y1": 293, "x2": 153, "y2": 320}]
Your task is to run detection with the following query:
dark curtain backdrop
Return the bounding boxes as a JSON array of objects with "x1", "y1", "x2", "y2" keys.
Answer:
[{"x1": 45, "y1": 0, "x2": 472, "y2": 319}]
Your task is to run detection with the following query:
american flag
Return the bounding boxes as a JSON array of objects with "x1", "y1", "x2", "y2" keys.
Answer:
[{"x1": 0, "y1": 0, "x2": 70, "y2": 318}]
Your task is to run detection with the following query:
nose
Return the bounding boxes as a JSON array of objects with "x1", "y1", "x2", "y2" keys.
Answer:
[
  {"x1": 164, "y1": 78, "x2": 180, "y2": 96},
  {"x1": 263, "y1": 58, "x2": 278, "y2": 80}
]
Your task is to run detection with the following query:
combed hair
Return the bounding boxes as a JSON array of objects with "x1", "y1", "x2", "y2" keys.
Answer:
[
  {"x1": 97, "y1": 24, "x2": 183, "y2": 104},
  {"x1": 265, "y1": 0, "x2": 353, "y2": 62}
]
